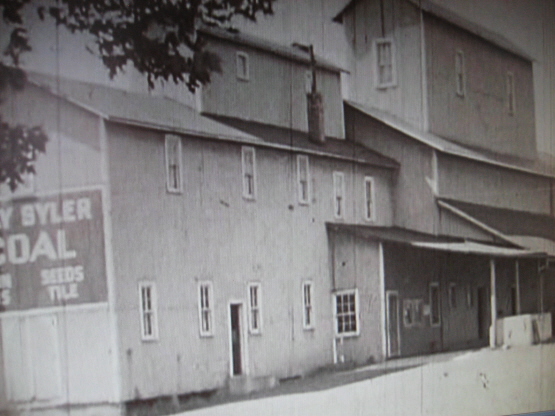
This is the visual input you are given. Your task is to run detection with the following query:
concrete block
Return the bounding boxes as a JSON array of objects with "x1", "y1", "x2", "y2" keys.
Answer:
[
  {"x1": 228, "y1": 375, "x2": 278, "y2": 395},
  {"x1": 502, "y1": 313, "x2": 552, "y2": 347}
]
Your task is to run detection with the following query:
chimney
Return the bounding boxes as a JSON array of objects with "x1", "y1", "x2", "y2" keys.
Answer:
[{"x1": 305, "y1": 45, "x2": 325, "y2": 145}]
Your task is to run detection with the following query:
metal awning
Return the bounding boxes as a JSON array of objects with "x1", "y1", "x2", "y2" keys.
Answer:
[{"x1": 411, "y1": 241, "x2": 544, "y2": 258}]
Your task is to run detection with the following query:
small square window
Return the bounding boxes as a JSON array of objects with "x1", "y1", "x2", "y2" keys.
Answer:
[
  {"x1": 236, "y1": 52, "x2": 250, "y2": 81},
  {"x1": 302, "y1": 281, "x2": 314, "y2": 330},
  {"x1": 375, "y1": 39, "x2": 396, "y2": 88},
  {"x1": 506, "y1": 72, "x2": 516, "y2": 115},
  {"x1": 139, "y1": 281, "x2": 159, "y2": 341},
  {"x1": 403, "y1": 299, "x2": 424, "y2": 328},
  {"x1": 247, "y1": 282, "x2": 262, "y2": 334},
  {"x1": 364, "y1": 176, "x2": 375, "y2": 221},
  {"x1": 334, "y1": 289, "x2": 359, "y2": 337},
  {"x1": 297, "y1": 155, "x2": 310, "y2": 204},
  {"x1": 455, "y1": 50, "x2": 466, "y2": 97},
  {"x1": 242, "y1": 146, "x2": 256, "y2": 200},
  {"x1": 333, "y1": 171, "x2": 345, "y2": 219},
  {"x1": 198, "y1": 282, "x2": 214, "y2": 337},
  {"x1": 165, "y1": 134, "x2": 182, "y2": 193}
]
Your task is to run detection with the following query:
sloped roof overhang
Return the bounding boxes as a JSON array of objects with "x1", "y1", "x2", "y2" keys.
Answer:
[
  {"x1": 345, "y1": 101, "x2": 555, "y2": 179},
  {"x1": 327, "y1": 223, "x2": 546, "y2": 258}
]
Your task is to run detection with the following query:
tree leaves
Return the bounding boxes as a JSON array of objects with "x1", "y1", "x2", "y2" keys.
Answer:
[{"x1": 0, "y1": 0, "x2": 275, "y2": 191}]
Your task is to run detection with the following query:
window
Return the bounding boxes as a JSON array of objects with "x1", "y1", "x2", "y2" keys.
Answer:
[
  {"x1": 403, "y1": 299, "x2": 424, "y2": 328},
  {"x1": 242, "y1": 146, "x2": 256, "y2": 199},
  {"x1": 165, "y1": 134, "x2": 182, "y2": 193},
  {"x1": 506, "y1": 72, "x2": 516, "y2": 115},
  {"x1": 375, "y1": 39, "x2": 396, "y2": 88},
  {"x1": 364, "y1": 176, "x2": 375, "y2": 221},
  {"x1": 302, "y1": 281, "x2": 314, "y2": 330},
  {"x1": 333, "y1": 171, "x2": 345, "y2": 219},
  {"x1": 297, "y1": 155, "x2": 310, "y2": 204},
  {"x1": 139, "y1": 282, "x2": 158, "y2": 341},
  {"x1": 429, "y1": 282, "x2": 441, "y2": 326},
  {"x1": 449, "y1": 283, "x2": 457, "y2": 309},
  {"x1": 334, "y1": 289, "x2": 359, "y2": 336},
  {"x1": 198, "y1": 282, "x2": 214, "y2": 337},
  {"x1": 236, "y1": 52, "x2": 249, "y2": 81},
  {"x1": 304, "y1": 70, "x2": 314, "y2": 93},
  {"x1": 455, "y1": 50, "x2": 466, "y2": 97},
  {"x1": 247, "y1": 282, "x2": 262, "y2": 334}
]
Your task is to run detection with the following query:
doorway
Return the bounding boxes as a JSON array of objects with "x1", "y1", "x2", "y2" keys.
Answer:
[
  {"x1": 477, "y1": 286, "x2": 489, "y2": 340},
  {"x1": 229, "y1": 303, "x2": 244, "y2": 376},
  {"x1": 386, "y1": 291, "x2": 400, "y2": 357}
]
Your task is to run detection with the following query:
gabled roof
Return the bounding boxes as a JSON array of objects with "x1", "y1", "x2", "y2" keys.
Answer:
[
  {"x1": 345, "y1": 101, "x2": 555, "y2": 179},
  {"x1": 333, "y1": 0, "x2": 533, "y2": 62},
  {"x1": 27, "y1": 73, "x2": 395, "y2": 167},
  {"x1": 200, "y1": 27, "x2": 347, "y2": 73},
  {"x1": 206, "y1": 114, "x2": 399, "y2": 169},
  {"x1": 28, "y1": 72, "x2": 265, "y2": 145}
]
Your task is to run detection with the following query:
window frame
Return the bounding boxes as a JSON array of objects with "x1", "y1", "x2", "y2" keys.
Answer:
[
  {"x1": 429, "y1": 282, "x2": 441, "y2": 327},
  {"x1": 236, "y1": 51, "x2": 250, "y2": 81},
  {"x1": 506, "y1": 71, "x2": 516, "y2": 115},
  {"x1": 333, "y1": 288, "x2": 360, "y2": 337},
  {"x1": 302, "y1": 281, "x2": 315, "y2": 330},
  {"x1": 241, "y1": 146, "x2": 257, "y2": 200},
  {"x1": 333, "y1": 171, "x2": 346, "y2": 219},
  {"x1": 403, "y1": 299, "x2": 424, "y2": 328},
  {"x1": 165, "y1": 134, "x2": 183, "y2": 194},
  {"x1": 247, "y1": 282, "x2": 262, "y2": 335},
  {"x1": 297, "y1": 155, "x2": 311, "y2": 205},
  {"x1": 455, "y1": 49, "x2": 466, "y2": 97},
  {"x1": 198, "y1": 281, "x2": 214, "y2": 337},
  {"x1": 139, "y1": 281, "x2": 159, "y2": 341},
  {"x1": 374, "y1": 38, "x2": 397, "y2": 89},
  {"x1": 363, "y1": 176, "x2": 375, "y2": 222}
]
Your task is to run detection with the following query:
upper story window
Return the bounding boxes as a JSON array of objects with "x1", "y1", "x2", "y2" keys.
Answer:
[
  {"x1": 297, "y1": 155, "x2": 310, "y2": 204},
  {"x1": 198, "y1": 281, "x2": 214, "y2": 337},
  {"x1": 242, "y1": 146, "x2": 256, "y2": 200},
  {"x1": 333, "y1": 289, "x2": 359, "y2": 337},
  {"x1": 506, "y1": 71, "x2": 516, "y2": 115},
  {"x1": 165, "y1": 134, "x2": 182, "y2": 193},
  {"x1": 302, "y1": 281, "x2": 314, "y2": 330},
  {"x1": 374, "y1": 39, "x2": 396, "y2": 88},
  {"x1": 139, "y1": 281, "x2": 159, "y2": 341},
  {"x1": 236, "y1": 52, "x2": 250, "y2": 81},
  {"x1": 247, "y1": 282, "x2": 262, "y2": 334},
  {"x1": 333, "y1": 171, "x2": 345, "y2": 219},
  {"x1": 364, "y1": 176, "x2": 375, "y2": 221},
  {"x1": 455, "y1": 50, "x2": 466, "y2": 97}
]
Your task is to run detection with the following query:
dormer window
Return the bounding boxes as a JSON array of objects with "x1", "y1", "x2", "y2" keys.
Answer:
[
  {"x1": 506, "y1": 72, "x2": 516, "y2": 115},
  {"x1": 374, "y1": 39, "x2": 396, "y2": 88},
  {"x1": 455, "y1": 50, "x2": 466, "y2": 97},
  {"x1": 236, "y1": 52, "x2": 250, "y2": 81}
]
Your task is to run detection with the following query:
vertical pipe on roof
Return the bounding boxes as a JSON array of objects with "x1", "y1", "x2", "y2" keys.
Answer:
[{"x1": 489, "y1": 258, "x2": 497, "y2": 348}]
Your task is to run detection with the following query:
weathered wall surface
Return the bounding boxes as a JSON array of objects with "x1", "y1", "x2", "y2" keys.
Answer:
[
  {"x1": 329, "y1": 232, "x2": 384, "y2": 364},
  {"x1": 342, "y1": 0, "x2": 426, "y2": 129},
  {"x1": 107, "y1": 122, "x2": 394, "y2": 400},
  {"x1": 346, "y1": 106, "x2": 437, "y2": 234},
  {"x1": 425, "y1": 13, "x2": 536, "y2": 160},
  {"x1": 0, "y1": 86, "x2": 117, "y2": 413},
  {"x1": 201, "y1": 37, "x2": 345, "y2": 139}
]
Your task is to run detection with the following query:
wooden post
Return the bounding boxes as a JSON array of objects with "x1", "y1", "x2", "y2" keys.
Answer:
[
  {"x1": 490, "y1": 258, "x2": 497, "y2": 348},
  {"x1": 515, "y1": 259, "x2": 521, "y2": 315}
]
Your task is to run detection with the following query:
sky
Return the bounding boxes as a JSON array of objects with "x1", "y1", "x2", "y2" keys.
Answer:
[{"x1": 7, "y1": 0, "x2": 555, "y2": 157}]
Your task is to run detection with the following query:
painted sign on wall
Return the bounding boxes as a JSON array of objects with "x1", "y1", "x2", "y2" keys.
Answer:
[{"x1": 0, "y1": 189, "x2": 107, "y2": 312}]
